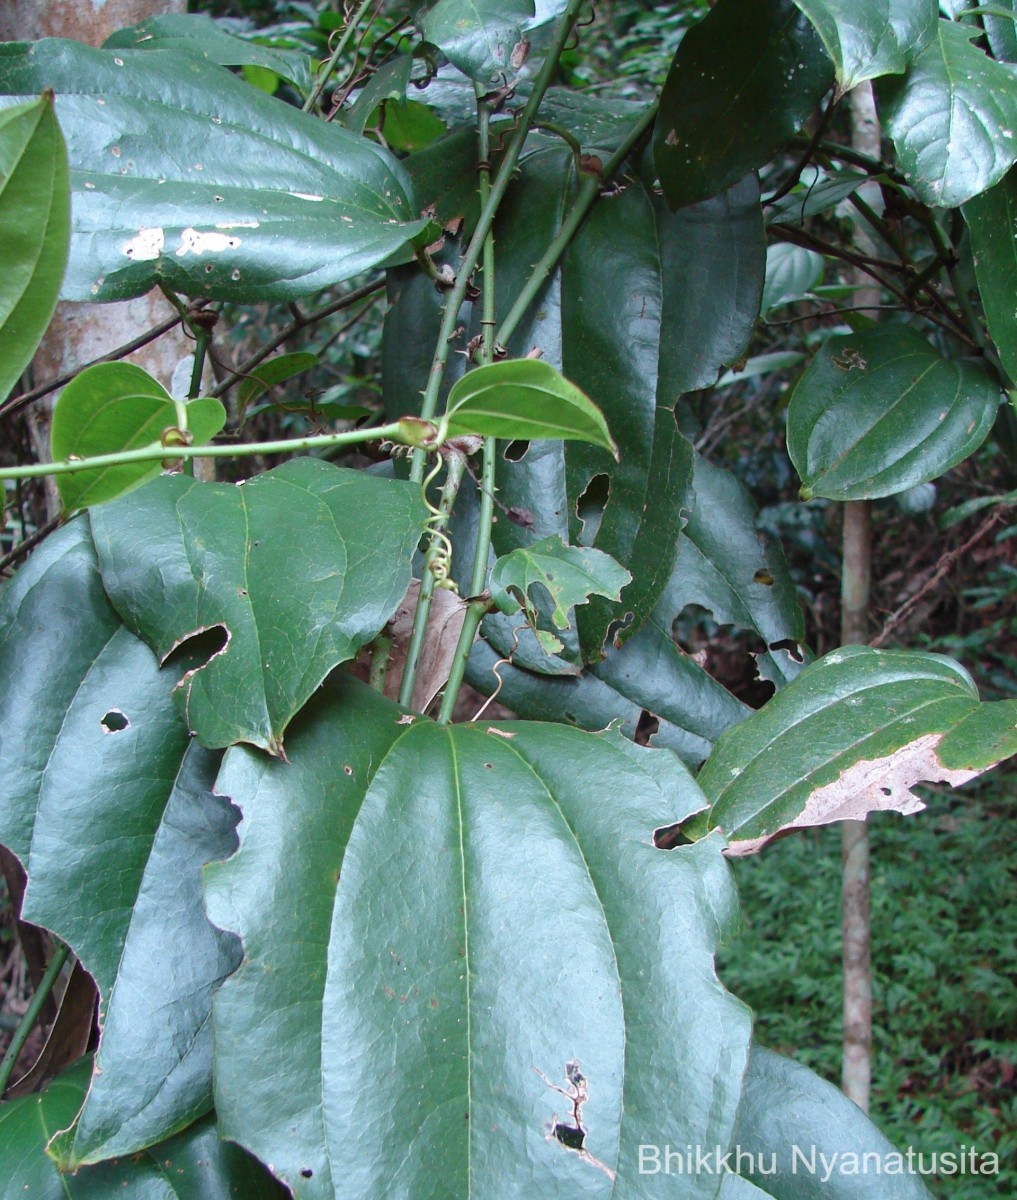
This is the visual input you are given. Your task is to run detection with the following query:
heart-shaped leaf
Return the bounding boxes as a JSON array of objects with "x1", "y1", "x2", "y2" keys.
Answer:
[
  {"x1": 445, "y1": 358, "x2": 618, "y2": 457},
  {"x1": 490, "y1": 536, "x2": 631, "y2": 654},
  {"x1": 0, "y1": 1059, "x2": 285, "y2": 1199},
  {"x1": 654, "y1": 0, "x2": 834, "y2": 209},
  {"x1": 877, "y1": 18, "x2": 1017, "y2": 208},
  {"x1": 0, "y1": 40, "x2": 426, "y2": 302},
  {"x1": 205, "y1": 676, "x2": 751, "y2": 1199},
  {"x1": 0, "y1": 522, "x2": 239, "y2": 1165},
  {"x1": 787, "y1": 324, "x2": 999, "y2": 500},
  {"x1": 792, "y1": 0, "x2": 936, "y2": 91},
  {"x1": 89, "y1": 461, "x2": 428, "y2": 755},
  {"x1": 0, "y1": 92, "x2": 69, "y2": 404},
  {"x1": 51, "y1": 362, "x2": 226, "y2": 512},
  {"x1": 690, "y1": 645, "x2": 1017, "y2": 854}
]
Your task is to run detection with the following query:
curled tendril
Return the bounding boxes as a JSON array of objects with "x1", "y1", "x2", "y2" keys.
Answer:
[{"x1": 422, "y1": 454, "x2": 459, "y2": 593}]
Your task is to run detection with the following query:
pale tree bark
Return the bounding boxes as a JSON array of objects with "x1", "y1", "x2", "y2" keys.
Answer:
[
  {"x1": 1, "y1": 0, "x2": 197, "y2": 519},
  {"x1": 841, "y1": 81, "x2": 880, "y2": 1113}
]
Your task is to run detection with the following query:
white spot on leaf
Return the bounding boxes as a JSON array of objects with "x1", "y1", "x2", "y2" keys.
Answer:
[
  {"x1": 124, "y1": 227, "x2": 165, "y2": 261},
  {"x1": 175, "y1": 228, "x2": 241, "y2": 257},
  {"x1": 289, "y1": 192, "x2": 324, "y2": 201}
]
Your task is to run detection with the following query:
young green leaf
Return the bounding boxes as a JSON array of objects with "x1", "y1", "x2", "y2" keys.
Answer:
[
  {"x1": 50, "y1": 362, "x2": 227, "y2": 512},
  {"x1": 489, "y1": 536, "x2": 632, "y2": 655},
  {"x1": 691, "y1": 645, "x2": 1017, "y2": 855},
  {"x1": 0, "y1": 93, "x2": 69, "y2": 404},
  {"x1": 445, "y1": 358, "x2": 618, "y2": 457},
  {"x1": 792, "y1": 0, "x2": 936, "y2": 91},
  {"x1": 787, "y1": 324, "x2": 999, "y2": 500},
  {"x1": 236, "y1": 350, "x2": 319, "y2": 418}
]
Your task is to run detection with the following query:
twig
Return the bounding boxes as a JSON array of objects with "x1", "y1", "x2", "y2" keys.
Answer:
[
  {"x1": 0, "y1": 942, "x2": 70, "y2": 1098},
  {"x1": 0, "y1": 516, "x2": 63, "y2": 575}
]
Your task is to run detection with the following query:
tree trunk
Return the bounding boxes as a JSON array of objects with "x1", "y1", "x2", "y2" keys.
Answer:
[{"x1": 1, "y1": 0, "x2": 194, "y2": 520}]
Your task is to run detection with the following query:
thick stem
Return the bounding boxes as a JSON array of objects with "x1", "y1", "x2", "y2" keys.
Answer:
[
  {"x1": 0, "y1": 942, "x2": 70, "y2": 1098},
  {"x1": 369, "y1": 634, "x2": 392, "y2": 692}
]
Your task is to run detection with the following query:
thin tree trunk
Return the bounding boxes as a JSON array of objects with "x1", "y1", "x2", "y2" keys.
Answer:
[{"x1": 841, "y1": 81, "x2": 880, "y2": 1113}]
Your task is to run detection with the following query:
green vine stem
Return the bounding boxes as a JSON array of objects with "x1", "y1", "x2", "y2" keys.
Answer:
[
  {"x1": 302, "y1": 0, "x2": 377, "y2": 114},
  {"x1": 0, "y1": 419, "x2": 420, "y2": 483},
  {"x1": 0, "y1": 941, "x2": 70, "y2": 1098},
  {"x1": 408, "y1": 0, "x2": 587, "y2": 485}
]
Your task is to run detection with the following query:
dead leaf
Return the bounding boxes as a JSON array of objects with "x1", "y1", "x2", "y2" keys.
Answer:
[{"x1": 385, "y1": 580, "x2": 469, "y2": 712}]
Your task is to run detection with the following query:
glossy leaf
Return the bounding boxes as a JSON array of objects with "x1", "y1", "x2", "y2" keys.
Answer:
[
  {"x1": 761, "y1": 242, "x2": 824, "y2": 312},
  {"x1": 731, "y1": 1045, "x2": 936, "y2": 1197},
  {"x1": 236, "y1": 351, "x2": 318, "y2": 417},
  {"x1": 345, "y1": 56, "x2": 412, "y2": 135},
  {"x1": 965, "y1": 168, "x2": 1017, "y2": 381},
  {"x1": 654, "y1": 0, "x2": 834, "y2": 209},
  {"x1": 792, "y1": 0, "x2": 936, "y2": 90},
  {"x1": 51, "y1": 363, "x2": 226, "y2": 512},
  {"x1": 420, "y1": 0, "x2": 534, "y2": 85},
  {"x1": 103, "y1": 12, "x2": 312, "y2": 95},
  {"x1": 0, "y1": 93, "x2": 69, "y2": 404},
  {"x1": 0, "y1": 522, "x2": 240, "y2": 1164},
  {"x1": 205, "y1": 675, "x2": 750, "y2": 1199},
  {"x1": 691, "y1": 645, "x2": 1017, "y2": 854},
  {"x1": 445, "y1": 358, "x2": 618, "y2": 455},
  {"x1": 490, "y1": 536, "x2": 631, "y2": 654},
  {"x1": 89, "y1": 461, "x2": 428, "y2": 755},
  {"x1": 787, "y1": 324, "x2": 999, "y2": 500},
  {"x1": 0, "y1": 40, "x2": 426, "y2": 302},
  {"x1": 0, "y1": 1059, "x2": 285, "y2": 1199},
  {"x1": 982, "y1": 0, "x2": 1017, "y2": 63},
  {"x1": 877, "y1": 18, "x2": 1017, "y2": 208}
]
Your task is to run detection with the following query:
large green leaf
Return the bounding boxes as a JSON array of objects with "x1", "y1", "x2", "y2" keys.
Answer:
[
  {"x1": 730, "y1": 1046, "x2": 936, "y2": 1197},
  {"x1": 89, "y1": 460, "x2": 427, "y2": 755},
  {"x1": 0, "y1": 1059, "x2": 284, "y2": 1199},
  {"x1": 877, "y1": 18, "x2": 1017, "y2": 208},
  {"x1": 103, "y1": 13, "x2": 312, "y2": 95},
  {"x1": 0, "y1": 93, "x2": 68, "y2": 404},
  {"x1": 0, "y1": 40, "x2": 426, "y2": 302},
  {"x1": 691, "y1": 645, "x2": 1017, "y2": 854},
  {"x1": 51, "y1": 363, "x2": 226, "y2": 512},
  {"x1": 792, "y1": 0, "x2": 936, "y2": 91},
  {"x1": 654, "y1": 0, "x2": 834, "y2": 209},
  {"x1": 964, "y1": 168, "x2": 1017, "y2": 381},
  {"x1": 205, "y1": 675, "x2": 750, "y2": 1199},
  {"x1": 420, "y1": 0, "x2": 535, "y2": 85},
  {"x1": 787, "y1": 324, "x2": 999, "y2": 500},
  {"x1": 0, "y1": 522, "x2": 240, "y2": 1165}
]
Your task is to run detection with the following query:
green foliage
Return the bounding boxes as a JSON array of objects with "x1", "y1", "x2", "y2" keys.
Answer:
[{"x1": 1, "y1": 0, "x2": 1016, "y2": 1195}]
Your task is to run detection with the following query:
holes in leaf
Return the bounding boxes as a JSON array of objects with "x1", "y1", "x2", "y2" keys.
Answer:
[
  {"x1": 770, "y1": 638, "x2": 805, "y2": 663},
  {"x1": 299, "y1": 1168, "x2": 314, "y2": 1179},
  {"x1": 162, "y1": 625, "x2": 230, "y2": 676},
  {"x1": 101, "y1": 709, "x2": 129, "y2": 734},
  {"x1": 673, "y1": 608, "x2": 776, "y2": 707},
  {"x1": 503, "y1": 439, "x2": 530, "y2": 461},
  {"x1": 552, "y1": 1121, "x2": 586, "y2": 1151},
  {"x1": 653, "y1": 821, "x2": 693, "y2": 850},
  {"x1": 635, "y1": 710, "x2": 659, "y2": 746},
  {"x1": 574, "y1": 474, "x2": 610, "y2": 545}
]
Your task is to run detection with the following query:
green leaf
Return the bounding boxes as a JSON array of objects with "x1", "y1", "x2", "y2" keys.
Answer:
[
  {"x1": 445, "y1": 358, "x2": 618, "y2": 456},
  {"x1": 981, "y1": 0, "x2": 1017, "y2": 63},
  {"x1": 761, "y1": 242, "x2": 825, "y2": 312},
  {"x1": 0, "y1": 1059, "x2": 285, "y2": 1199},
  {"x1": 103, "y1": 12, "x2": 312, "y2": 96},
  {"x1": 51, "y1": 363, "x2": 226, "y2": 512},
  {"x1": 654, "y1": 0, "x2": 834, "y2": 209},
  {"x1": 792, "y1": 0, "x2": 936, "y2": 91},
  {"x1": 691, "y1": 645, "x2": 1017, "y2": 854},
  {"x1": 0, "y1": 522, "x2": 239, "y2": 1164},
  {"x1": 88, "y1": 461, "x2": 428, "y2": 756},
  {"x1": 765, "y1": 167, "x2": 869, "y2": 225},
  {"x1": 420, "y1": 0, "x2": 535, "y2": 84},
  {"x1": 787, "y1": 324, "x2": 999, "y2": 500},
  {"x1": 381, "y1": 100, "x2": 447, "y2": 153},
  {"x1": 0, "y1": 40, "x2": 426, "y2": 302},
  {"x1": 204, "y1": 675, "x2": 750, "y2": 1199},
  {"x1": 344, "y1": 56, "x2": 412, "y2": 135},
  {"x1": 490, "y1": 536, "x2": 631, "y2": 654},
  {"x1": 731, "y1": 1045, "x2": 937, "y2": 1197},
  {"x1": 964, "y1": 167, "x2": 1017, "y2": 381},
  {"x1": 236, "y1": 351, "x2": 319, "y2": 418},
  {"x1": 0, "y1": 93, "x2": 69, "y2": 404},
  {"x1": 877, "y1": 18, "x2": 1017, "y2": 208}
]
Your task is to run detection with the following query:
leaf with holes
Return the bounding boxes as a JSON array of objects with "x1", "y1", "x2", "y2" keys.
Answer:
[
  {"x1": 730, "y1": 1045, "x2": 936, "y2": 1197},
  {"x1": 877, "y1": 18, "x2": 1017, "y2": 208},
  {"x1": 490, "y1": 536, "x2": 631, "y2": 655},
  {"x1": 787, "y1": 324, "x2": 999, "y2": 500},
  {"x1": 445, "y1": 358, "x2": 618, "y2": 457},
  {"x1": 0, "y1": 521, "x2": 240, "y2": 1165},
  {"x1": 654, "y1": 0, "x2": 834, "y2": 209},
  {"x1": 688, "y1": 645, "x2": 1017, "y2": 855},
  {"x1": 965, "y1": 168, "x2": 1017, "y2": 382},
  {"x1": 51, "y1": 363, "x2": 226, "y2": 512},
  {"x1": 0, "y1": 40, "x2": 426, "y2": 302},
  {"x1": 204, "y1": 675, "x2": 749, "y2": 1199},
  {"x1": 0, "y1": 1058, "x2": 285, "y2": 1199},
  {"x1": 88, "y1": 460, "x2": 428, "y2": 755},
  {"x1": 792, "y1": 0, "x2": 936, "y2": 91},
  {"x1": 0, "y1": 93, "x2": 69, "y2": 405}
]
